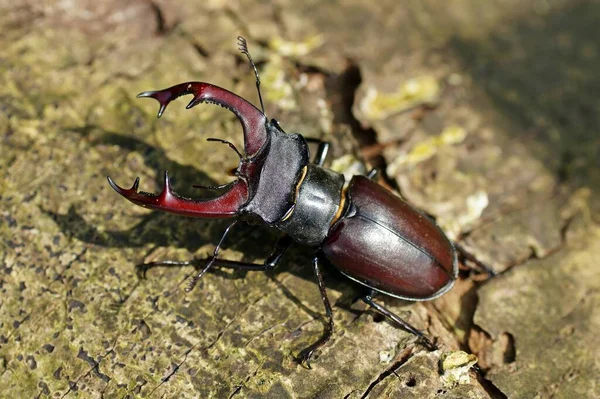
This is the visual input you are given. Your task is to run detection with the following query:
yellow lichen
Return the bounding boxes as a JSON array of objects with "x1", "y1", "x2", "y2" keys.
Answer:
[
  {"x1": 330, "y1": 154, "x2": 367, "y2": 181},
  {"x1": 359, "y1": 76, "x2": 440, "y2": 121},
  {"x1": 269, "y1": 35, "x2": 324, "y2": 57},
  {"x1": 261, "y1": 54, "x2": 296, "y2": 110},
  {"x1": 387, "y1": 125, "x2": 467, "y2": 175},
  {"x1": 440, "y1": 351, "x2": 478, "y2": 388}
]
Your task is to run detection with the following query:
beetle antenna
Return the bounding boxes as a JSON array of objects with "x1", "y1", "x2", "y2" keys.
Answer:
[
  {"x1": 237, "y1": 36, "x2": 266, "y2": 117},
  {"x1": 193, "y1": 182, "x2": 234, "y2": 190},
  {"x1": 207, "y1": 137, "x2": 244, "y2": 159}
]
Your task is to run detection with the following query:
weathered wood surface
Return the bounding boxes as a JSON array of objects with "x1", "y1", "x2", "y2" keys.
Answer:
[{"x1": 1, "y1": 1, "x2": 599, "y2": 398}]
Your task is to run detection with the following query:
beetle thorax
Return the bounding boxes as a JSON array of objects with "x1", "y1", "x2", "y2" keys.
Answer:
[
  {"x1": 241, "y1": 123, "x2": 310, "y2": 225},
  {"x1": 276, "y1": 164, "x2": 346, "y2": 246}
]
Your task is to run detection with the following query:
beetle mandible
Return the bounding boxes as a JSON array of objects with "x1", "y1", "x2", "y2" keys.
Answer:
[{"x1": 108, "y1": 37, "x2": 493, "y2": 367}]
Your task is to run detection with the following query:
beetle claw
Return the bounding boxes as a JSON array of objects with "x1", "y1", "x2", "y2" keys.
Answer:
[
  {"x1": 420, "y1": 336, "x2": 438, "y2": 351},
  {"x1": 137, "y1": 82, "x2": 268, "y2": 156},
  {"x1": 107, "y1": 176, "x2": 141, "y2": 196},
  {"x1": 135, "y1": 263, "x2": 149, "y2": 279},
  {"x1": 137, "y1": 90, "x2": 170, "y2": 118},
  {"x1": 295, "y1": 349, "x2": 315, "y2": 369},
  {"x1": 107, "y1": 171, "x2": 249, "y2": 218}
]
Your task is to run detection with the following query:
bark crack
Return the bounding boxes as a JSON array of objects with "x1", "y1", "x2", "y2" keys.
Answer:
[
  {"x1": 59, "y1": 347, "x2": 114, "y2": 398},
  {"x1": 359, "y1": 346, "x2": 416, "y2": 399},
  {"x1": 228, "y1": 359, "x2": 266, "y2": 399},
  {"x1": 145, "y1": 296, "x2": 263, "y2": 396}
]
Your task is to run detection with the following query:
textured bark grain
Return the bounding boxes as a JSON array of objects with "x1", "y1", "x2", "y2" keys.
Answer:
[{"x1": 1, "y1": 0, "x2": 598, "y2": 398}]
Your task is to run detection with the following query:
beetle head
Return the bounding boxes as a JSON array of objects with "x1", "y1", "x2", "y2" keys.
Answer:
[{"x1": 107, "y1": 82, "x2": 270, "y2": 218}]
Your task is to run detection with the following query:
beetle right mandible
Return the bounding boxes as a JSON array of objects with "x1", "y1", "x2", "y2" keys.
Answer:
[{"x1": 108, "y1": 37, "x2": 493, "y2": 368}]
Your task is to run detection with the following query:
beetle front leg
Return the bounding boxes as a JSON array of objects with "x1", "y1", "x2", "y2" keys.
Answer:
[
  {"x1": 136, "y1": 234, "x2": 293, "y2": 278},
  {"x1": 295, "y1": 255, "x2": 334, "y2": 369}
]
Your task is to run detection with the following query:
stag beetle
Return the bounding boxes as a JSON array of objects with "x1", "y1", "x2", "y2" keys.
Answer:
[{"x1": 108, "y1": 37, "x2": 493, "y2": 367}]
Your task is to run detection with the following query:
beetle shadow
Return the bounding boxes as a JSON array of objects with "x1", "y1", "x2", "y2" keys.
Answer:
[
  {"x1": 46, "y1": 125, "x2": 304, "y2": 265},
  {"x1": 44, "y1": 126, "x2": 363, "y2": 317}
]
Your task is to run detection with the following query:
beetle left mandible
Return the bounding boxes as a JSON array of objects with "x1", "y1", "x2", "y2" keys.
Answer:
[{"x1": 108, "y1": 37, "x2": 494, "y2": 368}]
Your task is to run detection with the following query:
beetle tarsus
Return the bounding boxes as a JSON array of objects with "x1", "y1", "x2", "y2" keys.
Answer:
[
  {"x1": 296, "y1": 348, "x2": 315, "y2": 369},
  {"x1": 419, "y1": 336, "x2": 438, "y2": 351},
  {"x1": 136, "y1": 259, "x2": 194, "y2": 279}
]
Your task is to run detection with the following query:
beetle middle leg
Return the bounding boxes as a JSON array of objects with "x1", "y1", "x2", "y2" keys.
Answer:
[
  {"x1": 295, "y1": 255, "x2": 334, "y2": 369},
  {"x1": 362, "y1": 291, "x2": 437, "y2": 351}
]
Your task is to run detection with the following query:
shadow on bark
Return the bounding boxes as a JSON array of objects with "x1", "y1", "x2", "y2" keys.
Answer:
[
  {"x1": 43, "y1": 125, "x2": 366, "y2": 307},
  {"x1": 450, "y1": 0, "x2": 600, "y2": 217}
]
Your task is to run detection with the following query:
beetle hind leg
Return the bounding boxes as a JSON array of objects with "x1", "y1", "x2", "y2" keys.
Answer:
[{"x1": 362, "y1": 293, "x2": 437, "y2": 351}]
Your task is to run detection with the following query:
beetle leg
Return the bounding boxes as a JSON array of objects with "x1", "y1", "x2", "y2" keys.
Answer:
[
  {"x1": 304, "y1": 138, "x2": 330, "y2": 166},
  {"x1": 366, "y1": 168, "x2": 378, "y2": 180},
  {"x1": 185, "y1": 220, "x2": 239, "y2": 292},
  {"x1": 137, "y1": 82, "x2": 268, "y2": 156},
  {"x1": 136, "y1": 259, "x2": 193, "y2": 279},
  {"x1": 296, "y1": 256, "x2": 334, "y2": 369},
  {"x1": 453, "y1": 242, "x2": 497, "y2": 277},
  {"x1": 362, "y1": 293, "x2": 437, "y2": 351},
  {"x1": 107, "y1": 172, "x2": 248, "y2": 218},
  {"x1": 263, "y1": 234, "x2": 293, "y2": 268},
  {"x1": 136, "y1": 234, "x2": 293, "y2": 278}
]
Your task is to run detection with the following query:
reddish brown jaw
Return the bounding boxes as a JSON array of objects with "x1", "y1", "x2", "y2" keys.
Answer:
[
  {"x1": 107, "y1": 171, "x2": 248, "y2": 218},
  {"x1": 137, "y1": 82, "x2": 268, "y2": 156},
  {"x1": 109, "y1": 81, "x2": 267, "y2": 218}
]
